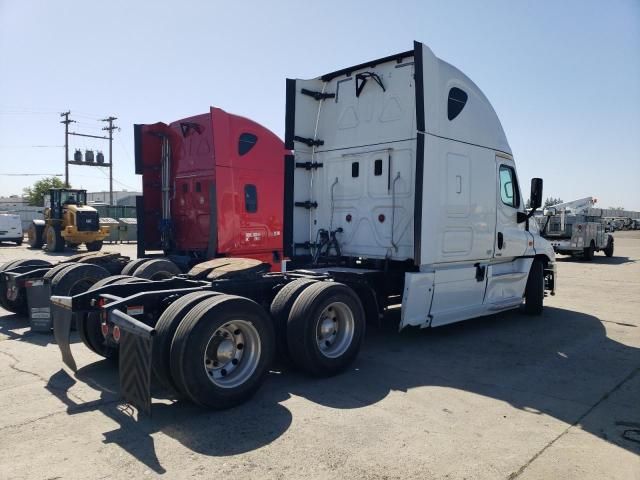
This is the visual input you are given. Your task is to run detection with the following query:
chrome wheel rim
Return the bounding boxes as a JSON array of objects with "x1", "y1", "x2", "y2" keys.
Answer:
[
  {"x1": 315, "y1": 301, "x2": 354, "y2": 358},
  {"x1": 203, "y1": 320, "x2": 261, "y2": 389}
]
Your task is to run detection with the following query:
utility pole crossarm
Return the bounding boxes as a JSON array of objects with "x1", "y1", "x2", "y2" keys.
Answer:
[{"x1": 61, "y1": 111, "x2": 118, "y2": 204}]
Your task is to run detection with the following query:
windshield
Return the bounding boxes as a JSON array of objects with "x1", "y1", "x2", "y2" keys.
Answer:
[{"x1": 61, "y1": 191, "x2": 86, "y2": 205}]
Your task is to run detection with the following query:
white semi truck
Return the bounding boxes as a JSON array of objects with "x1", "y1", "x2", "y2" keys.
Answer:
[
  {"x1": 539, "y1": 197, "x2": 614, "y2": 259},
  {"x1": 51, "y1": 42, "x2": 556, "y2": 413}
]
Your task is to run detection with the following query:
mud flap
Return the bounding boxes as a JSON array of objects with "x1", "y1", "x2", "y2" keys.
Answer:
[
  {"x1": 51, "y1": 297, "x2": 77, "y2": 372},
  {"x1": 110, "y1": 309, "x2": 155, "y2": 416},
  {"x1": 119, "y1": 330, "x2": 153, "y2": 416},
  {"x1": 25, "y1": 279, "x2": 52, "y2": 332}
]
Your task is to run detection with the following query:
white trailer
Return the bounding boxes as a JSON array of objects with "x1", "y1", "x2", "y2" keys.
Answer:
[{"x1": 51, "y1": 42, "x2": 557, "y2": 412}]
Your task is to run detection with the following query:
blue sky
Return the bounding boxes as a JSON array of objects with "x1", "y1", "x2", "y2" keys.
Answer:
[{"x1": 1, "y1": 0, "x2": 639, "y2": 209}]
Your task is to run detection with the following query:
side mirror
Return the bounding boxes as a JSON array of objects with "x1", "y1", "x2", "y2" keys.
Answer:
[
  {"x1": 516, "y1": 211, "x2": 528, "y2": 223},
  {"x1": 530, "y1": 178, "x2": 543, "y2": 210}
]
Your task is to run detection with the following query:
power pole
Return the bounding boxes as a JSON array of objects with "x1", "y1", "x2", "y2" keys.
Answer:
[
  {"x1": 60, "y1": 111, "x2": 75, "y2": 187},
  {"x1": 101, "y1": 116, "x2": 118, "y2": 206}
]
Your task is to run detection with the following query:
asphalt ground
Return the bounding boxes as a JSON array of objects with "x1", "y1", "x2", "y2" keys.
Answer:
[{"x1": 0, "y1": 234, "x2": 638, "y2": 479}]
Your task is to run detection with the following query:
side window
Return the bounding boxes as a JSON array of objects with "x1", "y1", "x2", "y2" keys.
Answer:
[
  {"x1": 374, "y1": 159, "x2": 383, "y2": 176},
  {"x1": 244, "y1": 184, "x2": 257, "y2": 213},
  {"x1": 499, "y1": 165, "x2": 519, "y2": 208},
  {"x1": 448, "y1": 87, "x2": 468, "y2": 121},
  {"x1": 238, "y1": 133, "x2": 258, "y2": 156}
]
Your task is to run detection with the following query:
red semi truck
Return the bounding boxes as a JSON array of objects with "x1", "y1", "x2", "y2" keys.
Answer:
[
  {"x1": 135, "y1": 106, "x2": 285, "y2": 269},
  {"x1": 0, "y1": 107, "x2": 286, "y2": 329}
]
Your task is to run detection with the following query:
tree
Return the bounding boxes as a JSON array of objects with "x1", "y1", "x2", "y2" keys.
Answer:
[
  {"x1": 543, "y1": 197, "x2": 563, "y2": 208},
  {"x1": 23, "y1": 177, "x2": 68, "y2": 206}
]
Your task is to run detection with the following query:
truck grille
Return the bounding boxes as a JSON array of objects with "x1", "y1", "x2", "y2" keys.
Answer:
[{"x1": 76, "y1": 211, "x2": 99, "y2": 232}]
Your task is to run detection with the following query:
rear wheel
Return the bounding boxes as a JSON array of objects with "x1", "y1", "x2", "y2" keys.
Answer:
[
  {"x1": 86, "y1": 240, "x2": 103, "y2": 252},
  {"x1": 286, "y1": 282, "x2": 365, "y2": 377},
  {"x1": 42, "y1": 262, "x2": 79, "y2": 281},
  {"x1": 80, "y1": 275, "x2": 140, "y2": 359},
  {"x1": 121, "y1": 258, "x2": 153, "y2": 276},
  {"x1": 583, "y1": 241, "x2": 595, "y2": 261},
  {"x1": 522, "y1": 259, "x2": 544, "y2": 315},
  {"x1": 44, "y1": 225, "x2": 64, "y2": 252},
  {"x1": 50, "y1": 263, "x2": 110, "y2": 297},
  {"x1": 270, "y1": 278, "x2": 317, "y2": 361},
  {"x1": 604, "y1": 238, "x2": 614, "y2": 257},
  {"x1": 15, "y1": 238, "x2": 23, "y2": 246},
  {"x1": 170, "y1": 295, "x2": 275, "y2": 408},
  {"x1": 152, "y1": 291, "x2": 219, "y2": 393},
  {"x1": 0, "y1": 259, "x2": 53, "y2": 313},
  {"x1": 133, "y1": 258, "x2": 181, "y2": 280},
  {"x1": 27, "y1": 222, "x2": 44, "y2": 249}
]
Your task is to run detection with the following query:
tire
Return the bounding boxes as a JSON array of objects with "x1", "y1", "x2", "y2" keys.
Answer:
[
  {"x1": 79, "y1": 275, "x2": 138, "y2": 359},
  {"x1": 42, "y1": 262, "x2": 79, "y2": 281},
  {"x1": 86, "y1": 240, "x2": 103, "y2": 252},
  {"x1": 583, "y1": 241, "x2": 595, "y2": 261},
  {"x1": 270, "y1": 278, "x2": 318, "y2": 361},
  {"x1": 522, "y1": 259, "x2": 544, "y2": 315},
  {"x1": 170, "y1": 295, "x2": 275, "y2": 408},
  {"x1": 286, "y1": 282, "x2": 365, "y2": 377},
  {"x1": 50, "y1": 263, "x2": 110, "y2": 297},
  {"x1": 133, "y1": 258, "x2": 181, "y2": 280},
  {"x1": 0, "y1": 259, "x2": 53, "y2": 313},
  {"x1": 152, "y1": 291, "x2": 219, "y2": 393},
  {"x1": 604, "y1": 238, "x2": 614, "y2": 257},
  {"x1": 44, "y1": 225, "x2": 64, "y2": 252},
  {"x1": 0, "y1": 258, "x2": 52, "y2": 273},
  {"x1": 27, "y1": 222, "x2": 44, "y2": 249},
  {"x1": 121, "y1": 258, "x2": 154, "y2": 276},
  {"x1": 15, "y1": 238, "x2": 23, "y2": 246}
]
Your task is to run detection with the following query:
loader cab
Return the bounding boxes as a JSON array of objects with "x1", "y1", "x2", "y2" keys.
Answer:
[{"x1": 50, "y1": 189, "x2": 87, "y2": 219}]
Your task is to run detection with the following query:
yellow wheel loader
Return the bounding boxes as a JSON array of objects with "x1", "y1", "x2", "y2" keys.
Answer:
[{"x1": 27, "y1": 189, "x2": 109, "y2": 252}]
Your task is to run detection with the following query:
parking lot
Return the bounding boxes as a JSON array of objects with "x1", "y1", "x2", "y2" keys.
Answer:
[{"x1": 0, "y1": 233, "x2": 638, "y2": 479}]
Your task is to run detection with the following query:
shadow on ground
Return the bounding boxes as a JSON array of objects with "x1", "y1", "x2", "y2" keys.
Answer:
[
  {"x1": 44, "y1": 306, "x2": 639, "y2": 473},
  {"x1": 0, "y1": 313, "x2": 80, "y2": 346},
  {"x1": 555, "y1": 254, "x2": 636, "y2": 265}
]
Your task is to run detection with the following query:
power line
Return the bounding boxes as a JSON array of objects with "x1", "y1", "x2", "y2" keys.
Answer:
[
  {"x1": 0, "y1": 145, "x2": 64, "y2": 148},
  {"x1": 0, "y1": 174, "x2": 63, "y2": 178}
]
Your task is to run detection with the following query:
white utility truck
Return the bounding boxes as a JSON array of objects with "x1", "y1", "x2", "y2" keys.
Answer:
[
  {"x1": 0, "y1": 213, "x2": 23, "y2": 245},
  {"x1": 51, "y1": 42, "x2": 557, "y2": 413},
  {"x1": 539, "y1": 197, "x2": 614, "y2": 259}
]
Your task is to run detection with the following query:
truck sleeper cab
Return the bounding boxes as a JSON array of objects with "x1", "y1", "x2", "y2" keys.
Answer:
[
  {"x1": 135, "y1": 107, "x2": 285, "y2": 269},
  {"x1": 52, "y1": 42, "x2": 556, "y2": 413},
  {"x1": 285, "y1": 41, "x2": 556, "y2": 328}
]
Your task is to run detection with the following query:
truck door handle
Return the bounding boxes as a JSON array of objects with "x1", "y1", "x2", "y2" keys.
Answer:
[{"x1": 497, "y1": 232, "x2": 504, "y2": 249}]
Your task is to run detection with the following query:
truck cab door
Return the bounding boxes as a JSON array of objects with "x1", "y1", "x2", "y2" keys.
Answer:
[
  {"x1": 484, "y1": 156, "x2": 532, "y2": 307},
  {"x1": 494, "y1": 157, "x2": 528, "y2": 260}
]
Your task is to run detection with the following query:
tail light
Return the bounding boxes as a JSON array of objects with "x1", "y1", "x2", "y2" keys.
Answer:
[{"x1": 112, "y1": 326, "x2": 121, "y2": 343}]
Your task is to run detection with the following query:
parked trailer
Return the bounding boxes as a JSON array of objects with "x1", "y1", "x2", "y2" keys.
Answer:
[
  {"x1": 53, "y1": 42, "x2": 556, "y2": 414},
  {"x1": 539, "y1": 197, "x2": 614, "y2": 260}
]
